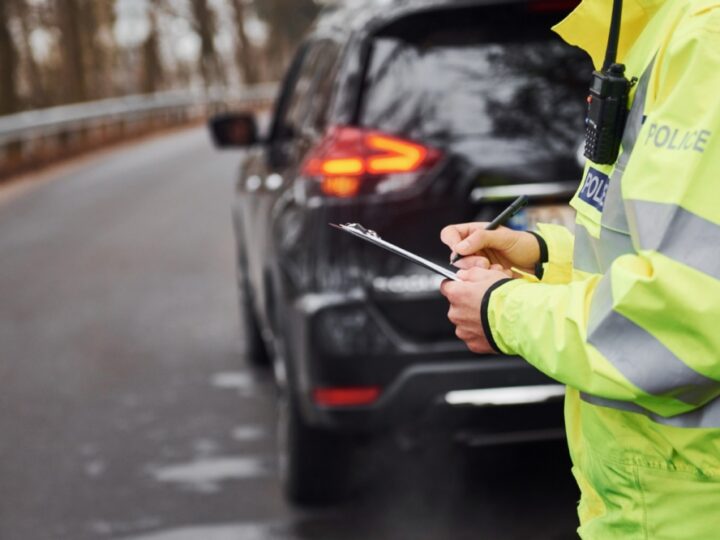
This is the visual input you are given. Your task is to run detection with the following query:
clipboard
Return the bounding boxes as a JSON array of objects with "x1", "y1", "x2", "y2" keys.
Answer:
[{"x1": 330, "y1": 223, "x2": 459, "y2": 281}]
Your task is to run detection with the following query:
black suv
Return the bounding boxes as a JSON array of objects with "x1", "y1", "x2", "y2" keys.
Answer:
[{"x1": 211, "y1": 0, "x2": 591, "y2": 505}]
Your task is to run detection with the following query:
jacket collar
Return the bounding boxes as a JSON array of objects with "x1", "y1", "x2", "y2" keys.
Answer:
[{"x1": 553, "y1": 0, "x2": 667, "y2": 68}]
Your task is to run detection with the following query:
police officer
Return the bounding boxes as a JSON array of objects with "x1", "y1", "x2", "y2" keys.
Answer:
[{"x1": 439, "y1": 0, "x2": 720, "y2": 537}]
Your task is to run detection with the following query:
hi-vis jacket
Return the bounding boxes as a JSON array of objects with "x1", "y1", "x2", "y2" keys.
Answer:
[{"x1": 484, "y1": 0, "x2": 720, "y2": 537}]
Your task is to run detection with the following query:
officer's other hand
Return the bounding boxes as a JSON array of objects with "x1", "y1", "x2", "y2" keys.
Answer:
[
  {"x1": 440, "y1": 223, "x2": 540, "y2": 274},
  {"x1": 440, "y1": 266, "x2": 511, "y2": 354},
  {"x1": 452, "y1": 256, "x2": 514, "y2": 274}
]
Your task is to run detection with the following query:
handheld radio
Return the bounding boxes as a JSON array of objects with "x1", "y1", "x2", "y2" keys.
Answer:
[{"x1": 583, "y1": 0, "x2": 636, "y2": 164}]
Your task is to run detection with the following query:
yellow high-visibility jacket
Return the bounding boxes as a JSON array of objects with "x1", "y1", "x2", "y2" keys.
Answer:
[{"x1": 484, "y1": 0, "x2": 720, "y2": 537}]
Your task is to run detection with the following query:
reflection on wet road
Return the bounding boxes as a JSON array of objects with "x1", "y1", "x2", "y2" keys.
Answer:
[{"x1": 0, "y1": 128, "x2": 579, "y2": 540}]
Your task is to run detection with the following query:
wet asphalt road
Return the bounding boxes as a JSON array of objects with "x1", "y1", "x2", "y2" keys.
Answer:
[{"x1": 0, "y1": 128, "x2": 579, "y2": 540}]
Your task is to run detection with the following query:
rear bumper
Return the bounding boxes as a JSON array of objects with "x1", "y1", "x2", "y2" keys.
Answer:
[
  {"x1": 304, "y1": 358, "x2": 564, "y2": 432},
  {"x1": 285, "y1": 292, "x2": 564, "y2": 434}
]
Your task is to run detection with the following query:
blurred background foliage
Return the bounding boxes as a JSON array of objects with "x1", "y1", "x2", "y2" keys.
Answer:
[{"x1": 0, "y1": 0, "x2": 326, "y2": 116}]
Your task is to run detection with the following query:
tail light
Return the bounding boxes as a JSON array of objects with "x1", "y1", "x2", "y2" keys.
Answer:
[
  {"x1": 312, "y1": 386, "x2": 382, "y2": 407},
  {"x1": 301, "y1": 126, "x2": 441, "y2": 198}
]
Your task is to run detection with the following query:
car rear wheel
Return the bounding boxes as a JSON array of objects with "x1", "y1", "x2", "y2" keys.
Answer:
[{"x1": 277, "y1": 390, "x2": 358, "y2": 506}]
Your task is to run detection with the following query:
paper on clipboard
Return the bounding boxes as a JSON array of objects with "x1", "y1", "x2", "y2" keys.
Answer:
[{"x1": 330, "y1": 223, "x2": 459, "y2": 282}]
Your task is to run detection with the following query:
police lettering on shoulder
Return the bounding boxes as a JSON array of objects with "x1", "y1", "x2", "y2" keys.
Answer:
[
  {"x1": 578, "y1": 168, "x2": 610, "y2": 212},
  {"x1": 644, "y1": 123, "x2": 711, "y2": 153}
]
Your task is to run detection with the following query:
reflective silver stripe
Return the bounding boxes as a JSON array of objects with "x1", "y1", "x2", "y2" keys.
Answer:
[
  {"x1": 600, "y1": 167, "x2": 629, "y2": 233},
  {"x1": 587, "y1": 273, "x2": 613, "y2": 336},
  {"x1": 588, "y1": 307, "x2": 719, "y2": 406},
  {"x1": 581, "y1": 393, "x2": 649, "y2": 415},
  {"x1": 573, "y1": 223, "x2": 601, "y2": 273},
  {"x1": 597, "y1": 226, "x2": 634, "y2": 270},
  {"x1": 626, "y1": 199, "x2": 720, "y2": 280},
  {"x1": 573, "y1": 219, "x2": 634, "y2": 274},
  {"x1": 581, "y1": 393, "x2": 720, "y2": 429},
  {"x1": 660, "y1": 398, "x2": 720, "y2": 429}
]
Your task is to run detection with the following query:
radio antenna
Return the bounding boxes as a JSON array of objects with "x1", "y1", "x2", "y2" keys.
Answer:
[{"x1": 603, "y1": 0, "x2": 623, "y2": 70}]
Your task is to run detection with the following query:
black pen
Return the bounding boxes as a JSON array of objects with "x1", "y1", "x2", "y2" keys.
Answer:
[{"x1": 449, "y1": 195, "x2": 530, "y2": 265}]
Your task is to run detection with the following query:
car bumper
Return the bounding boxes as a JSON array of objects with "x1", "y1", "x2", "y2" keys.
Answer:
[
  {"x1": 305, "y1": 358, "x2": 564, "y2": 431},
  {"x1": 285, "y1": 293, "x2": 565, "y2": 434}
]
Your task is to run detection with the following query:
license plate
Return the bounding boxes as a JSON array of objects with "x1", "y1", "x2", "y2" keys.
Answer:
[{"x1": 508, "y1": 204, "x2": 576, "y2": 232}]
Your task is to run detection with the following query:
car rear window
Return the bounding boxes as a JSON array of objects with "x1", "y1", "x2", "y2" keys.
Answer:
[{"x1": 360, "y1": 5, "x2": 592, "y2": 170}]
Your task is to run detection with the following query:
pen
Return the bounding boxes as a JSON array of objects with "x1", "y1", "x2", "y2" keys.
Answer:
[{"x1": 449, "y1": 195, "x2": 530, "y2": 265}]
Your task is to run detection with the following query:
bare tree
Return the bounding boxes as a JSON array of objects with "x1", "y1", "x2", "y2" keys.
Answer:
[
  {"x1": 0, "y1": 0, "x2": 20, "y2": 115},
  {"x1": 55, "y1": 0, "x2": 88, "y2": 103},
  {"x1": 254, "y1": 0, "x2": 319, "y2": 78},
  {"x1": 189, "y1": 0, "x2": 225, "y2": 88},
  {"x1": 14, "y1": 0, "x2": 50, "y2": 108},
  {"x1": 230, "y1": 0, "x2": 259, "y2": 84},
  {"x1": 84, "y1": 0, "x2": 117, "y2": 99},
  {"x1": 141, "y1": 8, "x2": 164, "y2": 94},
  {"x1": 1, "y1": 0, "x2": 319, "y2": 116}
]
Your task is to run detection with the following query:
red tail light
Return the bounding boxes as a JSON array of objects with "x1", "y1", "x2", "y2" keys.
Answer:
[
  {"x1": 312, "y1": 386, "x2": 381, "y2": 407},
  {"x1": 301, "y1": 126, "x2": 441, "y2": 197}
]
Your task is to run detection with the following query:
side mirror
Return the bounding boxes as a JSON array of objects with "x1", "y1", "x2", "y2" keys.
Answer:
[{"x1": 208, "y1": 112, "x2": 259, "y2": 148}]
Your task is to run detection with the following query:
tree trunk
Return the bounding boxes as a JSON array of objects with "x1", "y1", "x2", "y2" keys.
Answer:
[
  {"x1": 230, "y1": 0, "x2": 259, "y2": 85},
  {"x1": 16, "y1": 0, "x2": 49, "y2": 109},
  {"x1": 0, "y1": 0, "x2": 20, "y2": 115},
  {"x1": 253, "y1": 0, "x2": 319, "y2": 78},
  {"x1": 189, "y1": 0, "x2": 225, "y2": 88},
  {"x1": 141, "y1": 10, "x2": 164, "y2": 94},
  {"x1": 56, "y1": 0, "x2": 88, "y2": 103},
  {"x1": 84, "y1": 0, "x2": 115, "y2": 99}
]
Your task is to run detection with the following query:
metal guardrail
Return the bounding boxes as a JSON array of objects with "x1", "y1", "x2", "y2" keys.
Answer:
[{"x1": 0, "y1": 83, "x2": 278, "y2": 177}]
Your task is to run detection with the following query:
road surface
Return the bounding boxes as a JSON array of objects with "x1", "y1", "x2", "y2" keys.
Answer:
[{"x1": 0, "y1": 128, "x2": 580, "y2": 540}]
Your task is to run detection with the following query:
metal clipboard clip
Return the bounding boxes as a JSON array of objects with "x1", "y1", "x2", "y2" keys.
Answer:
[{"x1": 330, "y1": 223, "x2": 459, "y2": 282}]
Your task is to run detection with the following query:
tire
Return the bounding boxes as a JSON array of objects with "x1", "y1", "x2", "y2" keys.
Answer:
[
  {"x1": 237, "y1": 270, "x2": 271, "y2": 367},
  {"x1": 277, "y1": 390, "x2": 358, "y2": 506}
]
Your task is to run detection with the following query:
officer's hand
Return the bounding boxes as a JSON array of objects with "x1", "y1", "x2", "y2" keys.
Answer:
[
  {"x1": 440, "y1": 266, "x2": 511, "y2": 354},
  {"x1": 440, "y1": 223, "x2": 540, "y2": 275}
]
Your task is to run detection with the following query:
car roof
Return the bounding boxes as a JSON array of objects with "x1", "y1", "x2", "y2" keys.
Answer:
[{"x1": 313, "y1": 0, "x2": 526, "y2": 38}]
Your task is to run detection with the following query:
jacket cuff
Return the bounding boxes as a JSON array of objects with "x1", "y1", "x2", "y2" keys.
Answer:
[
  {"x1": 480, "y1": 278, "x2": 514, "y2": 353},
  {"x1": 528, "y1": 231, "x2": 549, "y2": 280},
  {"x1": 533, "y1": 223, "x2": 575, "y2": 284}
]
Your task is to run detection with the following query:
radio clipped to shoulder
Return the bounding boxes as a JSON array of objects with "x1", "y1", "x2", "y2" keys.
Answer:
[
  {"x1": 584, "y1": 64, "x2": 634, "y2": 164},
  {"x1": 583, "y1": 0, "x2": 636, "y2": 165}
]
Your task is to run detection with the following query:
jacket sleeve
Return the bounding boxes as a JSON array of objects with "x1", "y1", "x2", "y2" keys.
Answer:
[
  {"x1": 486, "y1": 10, "x2": 720, "y2": 418},
  {"x1": 532, "y1": 222, "x2": 598, "y2": 284},
  {"x1": 533, "y1": 223, "x2": 577, "y2": 284}
]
